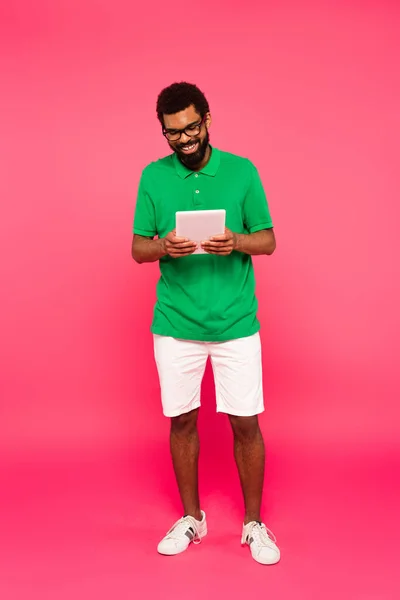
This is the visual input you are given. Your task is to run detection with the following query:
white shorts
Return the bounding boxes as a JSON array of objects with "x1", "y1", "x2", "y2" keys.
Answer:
[{"x1": 153, "y1": 333, "x2": 264, "y2": 418}]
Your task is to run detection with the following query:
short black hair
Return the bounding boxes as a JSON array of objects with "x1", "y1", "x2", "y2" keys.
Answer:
[{"x1": 156, "y1": 82, "x2": 210, "y2": 126}]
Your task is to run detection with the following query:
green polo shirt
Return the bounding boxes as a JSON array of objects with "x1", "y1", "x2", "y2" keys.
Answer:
[{"x1": 133, "y1": 147, "x2": 273, "y2": 342}]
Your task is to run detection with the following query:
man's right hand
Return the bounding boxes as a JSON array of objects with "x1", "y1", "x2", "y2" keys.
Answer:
[{"x1": 162, "y1": 230, "x2": 197, "y2": 258}]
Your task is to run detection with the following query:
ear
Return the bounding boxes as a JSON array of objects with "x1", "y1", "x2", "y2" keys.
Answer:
[{"x1": 205, "y1": 112, "x2": 212, "y2": 129}]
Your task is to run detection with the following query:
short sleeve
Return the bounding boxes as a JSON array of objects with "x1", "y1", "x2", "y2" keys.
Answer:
[
  {"x1": 243, "y1": 162, "x2": 273, "y2": 233},
  {"x1": 133, "y1": 169, "x2": 157, "y2": 237}
]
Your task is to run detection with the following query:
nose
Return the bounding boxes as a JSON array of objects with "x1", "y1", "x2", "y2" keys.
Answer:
[{"x1": 180, "y1": 131, "x2": 191, "y2": 144}]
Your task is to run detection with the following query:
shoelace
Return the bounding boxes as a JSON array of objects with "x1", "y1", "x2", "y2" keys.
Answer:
[
  {"x1": 251, "y1": 523, "x2": 277, "y2": 548},
  {"x1": 164, "y1": 515, "x2": 202, "y2": 545}
]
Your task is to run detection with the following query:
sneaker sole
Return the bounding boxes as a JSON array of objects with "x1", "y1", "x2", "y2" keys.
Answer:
[
  {"x1": 157, "y1": 527, "x2": 207, "y2": 556},
  {"x1": 243, "y1": 543, "x2": 281, "y2": 565}
]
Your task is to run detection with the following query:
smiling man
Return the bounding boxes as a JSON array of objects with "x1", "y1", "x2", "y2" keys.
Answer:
[{"x1": 131, "y1": 82, "x2": 280, "y2": 565}]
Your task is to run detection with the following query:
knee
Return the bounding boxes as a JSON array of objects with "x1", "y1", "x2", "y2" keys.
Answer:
[
  {"x1": 171, "y1": 408, "x2": 199, "y2": 434},
  {"x1": 229, "y1": 415, "x2": 260, "y2": 441}
]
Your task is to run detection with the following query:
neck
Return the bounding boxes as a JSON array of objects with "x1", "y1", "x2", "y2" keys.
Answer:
[{"x1": 188, "y1": 144, "x2": 211, "y2": 172}]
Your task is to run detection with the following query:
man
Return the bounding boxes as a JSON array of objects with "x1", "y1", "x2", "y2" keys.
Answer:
[{"x1": 131, "y1": 82, "x2": 280, "y2": 565}]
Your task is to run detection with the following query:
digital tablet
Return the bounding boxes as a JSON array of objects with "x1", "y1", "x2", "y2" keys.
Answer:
[{"x1": 176, "y1": 209, "x2": 226, "y2": 255}]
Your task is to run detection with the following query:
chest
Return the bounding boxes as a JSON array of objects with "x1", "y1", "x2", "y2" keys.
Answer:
[{"x1": 154, "y1": 174, "x2": 249, "y2": 237}]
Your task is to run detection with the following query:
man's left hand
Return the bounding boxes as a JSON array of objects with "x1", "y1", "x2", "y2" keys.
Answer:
[{"x1": 201, "y1": 228, "x2": 238, "y2": 256}]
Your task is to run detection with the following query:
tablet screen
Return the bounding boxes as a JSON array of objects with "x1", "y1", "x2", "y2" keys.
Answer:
[{"x1": 176, "y1": 209, "x2": 226, "y2": 255}]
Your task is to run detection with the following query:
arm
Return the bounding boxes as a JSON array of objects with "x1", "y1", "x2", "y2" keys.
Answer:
[
  {"x1": 234, "y1": 228, "x2": 276, "y2": 255},
  {"x1": 132, "y1": 168, "x2": 163, "y2": 263},
  {"x1": 131, "y1": 235, "x2": 166, "y2": 264},
  {"x1": 132, "y1": 232, "x2": 197, "y2": 264},
  {"x1": 203, "y1": 160, "x2": 276, "y2": 257},
  {"x1": 201, "y1": 227, "x2": 276, "y2": 256},
  {"x1": 132, "y1": 169, "x2": 197, "y2": 263},
  {"x1": 202, "y1": 162, "x2": 276, "y2": 256}
]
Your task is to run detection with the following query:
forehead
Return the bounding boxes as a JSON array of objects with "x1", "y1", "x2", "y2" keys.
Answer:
[{"x1": 163, "y1": 105, "x2": 201, "y2": 130}]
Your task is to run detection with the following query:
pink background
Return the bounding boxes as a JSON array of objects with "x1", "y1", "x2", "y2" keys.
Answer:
[{"x1": 1, "y1": 1, "x2": 399, "y2": 598}]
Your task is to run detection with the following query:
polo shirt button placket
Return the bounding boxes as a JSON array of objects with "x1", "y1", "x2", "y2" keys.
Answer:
[{"x1": 194, "y1": 180, "x2": 201, "y2": 206}]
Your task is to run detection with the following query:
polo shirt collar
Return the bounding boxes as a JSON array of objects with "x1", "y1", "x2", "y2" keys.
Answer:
[{"x1": 173, "y1": 146, "x2": 220, "y2": 179}]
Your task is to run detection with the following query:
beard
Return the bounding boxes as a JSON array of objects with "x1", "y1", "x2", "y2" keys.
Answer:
[{"x1": 170, "y1": 131, "x2": 210, "y2": 169}]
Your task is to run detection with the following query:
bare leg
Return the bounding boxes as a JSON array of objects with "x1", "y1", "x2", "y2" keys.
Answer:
[
  {"x1": 229, "y1": 414, "x2": 265, "y2": 524},
  {"x1": 170, "y1": 408, "x2": 202, "y2": 521}
]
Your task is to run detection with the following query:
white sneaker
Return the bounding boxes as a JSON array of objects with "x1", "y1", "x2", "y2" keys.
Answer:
[
  {"x1": 157, "y1": 511, "x2": 207, "y2": 556},
  {"x1": 241, "y1": 521, "x2": 280, "y2": 565}
]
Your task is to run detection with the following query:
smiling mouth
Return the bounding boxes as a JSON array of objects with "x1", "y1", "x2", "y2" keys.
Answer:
[{"x1": 180, "y1": 141, "x2": 199, "y2": 154}]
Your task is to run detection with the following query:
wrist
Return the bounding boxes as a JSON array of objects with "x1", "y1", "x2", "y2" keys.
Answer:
[
  {"x1": 234, "y1": 233, "x2": 244, "y2": 252},
  {"x1": 158, "y1": 237, "x2": 168, "y2": 257}
]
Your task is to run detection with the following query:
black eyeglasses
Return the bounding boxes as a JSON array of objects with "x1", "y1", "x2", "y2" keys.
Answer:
[{"x1": 162, "y1": 115, "x2": 206, "y2": 141}]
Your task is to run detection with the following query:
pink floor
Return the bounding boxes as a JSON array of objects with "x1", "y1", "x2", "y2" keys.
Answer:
[{"x1": 1, "y1": 437, "x2": 398, "y2": 600}]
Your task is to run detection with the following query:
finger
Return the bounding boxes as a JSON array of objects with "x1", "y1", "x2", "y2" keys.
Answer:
[
  {"x1": 202, "y1": 244, "x2": 232, "y2": 253},
  {"x1": 201, "y1": 241, "x2": 233, "y2": 249},
  {"x1": 172, "y1": 241, "x2": 197, "y2": 249},
  {"x1": 167, "y1": 230, "x2": 189, "y2": 243},
  {"x1": 167, "y1": 241, "x2": 197, "y2": 249},
  {"x1": 169, "y1": 236, "x2": 189, "y2": 243},
  {"x1": 169, "y1": 246, "x2": 197, "y2": 255},
  {"x1": 209, "y1": 234, "x2": 230, "y2": 242},
  {"x1": 203, "y1": 249, "x2": 231, "y2": 255},
  {"x1": 170, "y1": 250, "x2": 197, "y2": 258}
]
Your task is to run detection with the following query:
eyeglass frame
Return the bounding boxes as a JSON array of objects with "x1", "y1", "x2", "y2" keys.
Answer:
[{"x1": 162, "y1": 115, "x2": 207, "y2": 141}]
